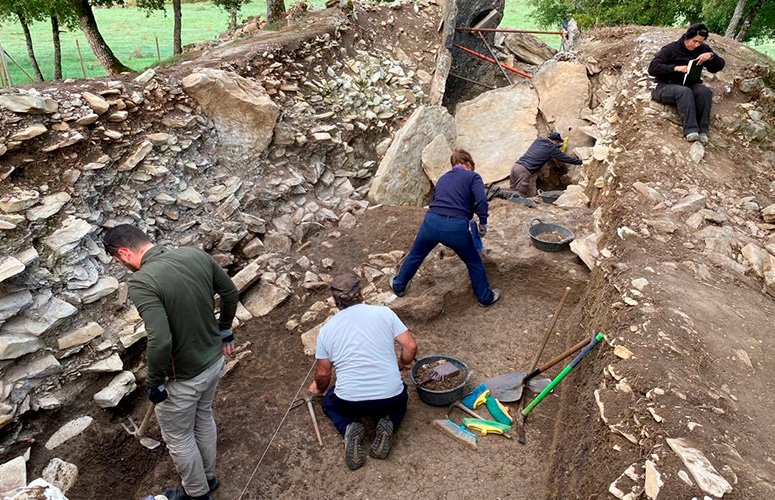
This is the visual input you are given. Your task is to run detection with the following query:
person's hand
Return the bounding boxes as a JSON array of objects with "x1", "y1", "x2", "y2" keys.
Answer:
[
  {"x1": 146, "y1": 385, "x2": 168, "y2": 404},
  {"x1": 478, "y1": 224, "x2": 487, "y2": 238},
  {"x1": 696, "y1": 52, "x2": 713, "y2": 64},
  {"x1": 398, "y1": 358, "x2": 414, "y2": 372},
  {"x1": 308, "y1": 380, "x2": 325, "y2": 395},
  {"x1": 221, "y1": 329, "x2": 235, "y2": 357},
  {"x1": 674, "y1": 65, "x2": 689, "y2": 73}
]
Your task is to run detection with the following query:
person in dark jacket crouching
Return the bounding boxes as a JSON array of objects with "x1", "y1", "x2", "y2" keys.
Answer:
[
  {"x1": 648, "y1": 23, "x2": 725, "y2": 145},
  {"x1": 389, "y1": 148, "x2": 501, "y2": 307}
]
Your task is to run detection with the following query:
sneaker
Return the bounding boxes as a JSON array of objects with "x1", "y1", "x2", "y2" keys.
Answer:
[
  {"x1": 479, "y1": 289, "x2": 502, "y2": 308},
  {"x1": 370, "y1": 417, "x2": 394, "y2": 460},
  {"x1": 389, "y1": 276, "x2": 405, "y2": 297},
  {"x1": 207, "y1": 477, "x2": 220, "y2": 493},
  {"x1": 699, "y1": 132, "x2": 709, "y2": 145},
  {"x1": 344, "y1": 422, "x2": 366, "y2": 470},
  {"x1": 685, "y1": 132, "x2": 700, "y2": 142},
  {"x1": 162, "y1": 487, "x2": 213, "y2": 500}
]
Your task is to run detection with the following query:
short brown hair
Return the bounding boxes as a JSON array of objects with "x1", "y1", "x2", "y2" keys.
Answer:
[{"x1": 450, "y1": 148, "x2": 475, "y2": 171}]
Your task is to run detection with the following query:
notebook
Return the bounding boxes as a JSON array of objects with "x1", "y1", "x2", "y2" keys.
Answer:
[{"x1": 683, "y1": 59, "x2": 703, "y2": 86}]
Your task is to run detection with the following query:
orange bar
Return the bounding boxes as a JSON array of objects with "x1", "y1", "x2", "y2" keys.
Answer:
[{"x1": 452, "y1": 44, "x2": 533, "y2": 79}]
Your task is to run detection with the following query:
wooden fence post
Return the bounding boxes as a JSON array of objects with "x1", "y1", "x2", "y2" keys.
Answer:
[
  {"x1": 155, "y1": 36, "x2": 161, "y2": 62},
  {"x1": 0, "y1": 42, "x2": 14, "y2": 86},
  {"x1": 75, "y1": 39, "x2": 87, "y2": 78}
]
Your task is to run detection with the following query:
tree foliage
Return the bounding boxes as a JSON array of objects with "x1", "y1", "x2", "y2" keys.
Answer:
[{"x1": 529, "y1": 0, "x2": 774, "y2": 41}]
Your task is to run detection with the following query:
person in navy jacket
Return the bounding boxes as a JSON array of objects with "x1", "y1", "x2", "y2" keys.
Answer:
[
  {"x1": 648, "y1": 23, "x2": 725, "y2": 144},
  {"x1": 390, "y1": 148, "x2": 501, "y2": 307}
]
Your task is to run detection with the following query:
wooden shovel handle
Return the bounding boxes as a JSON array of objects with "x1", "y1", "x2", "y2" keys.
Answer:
[
  {"x1": 527, "y1": 287, "x2": 572, "y2": 374},
  {"x1": 523, "y1": 338, "x2": 590, "y2": 382},
  {"x1": 137, "y1": 404, "x2": 156, "y2": 437}
]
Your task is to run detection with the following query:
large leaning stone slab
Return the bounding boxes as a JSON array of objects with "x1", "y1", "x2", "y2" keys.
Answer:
[
  {"x1": 232, "y1": 260, "x2": 262, "y2": 293},
  {"x1": 45, "y1": 416, "x2": 93, "y2": 450},
  {"x1": 43, "y1": 217, "x2": 93, "y2": 256},
  {"x1": 666, "y1": 438, "x2": 732, "y2": 498},
  {"x1": 0, "y1": 290, "x2": 33, "y2": 323},
  {"x1": 502, "y1": 32, "x2": 557, "y2": 65},
  {"x1": 242, "y1": 282, "x2": 291, "y2": 318},
  {"x1": 455, "y1": 83, "x2": 539, "y2": 184},
  {"x1": 117, "y1": 140, "x2": 153, "y2": 172},
  {"x1": 0, "y1": 92, "x2": 58, "y2": 114},
  {"x1": 57, "y1": 322, "x2": 104, "y2": 350},
  {"x1": 0, "y1": 333, "x2": 44, "y2": 360},
  {"x1": 182, "y1": 68, "x2": 279, "y2": 153},
  {"x1": 422, "y1": 134, "x2": 453, "y2": 185},
  {"x1": 81, "y1": 276, "x2": 119, "y2": 304},
  {"x1": 534, "y1": 60, "x2": 595, "y2": 149},
  {"x1": 94, "y1": 371, "x2": 136, "y2": 408},
  {"x1": 369, "y1": 106, "x2": 455, "y2": 206},
  {"x1": 0, "y1": 257, "x2": 25, "y2": 283}
]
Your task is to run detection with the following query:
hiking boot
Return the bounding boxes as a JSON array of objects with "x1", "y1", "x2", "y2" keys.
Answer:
[
  {"x1": 344, "y1": 422, "x2": 366, "y2": 470},
  {"x1": 685, "y1": 132, "x2": 701, "y2": 142},
  {"x1": 370, "y1": 417, "x2": 394, "y2": 460},
  {"x1": 389, "y1": 276, "x2": 405, "y2": 297},
  {"x1": 479, "y1": 289, "x2": 502, "y2": 308},
  {"x1": 162, "y1": 487, "x2": 213, "y2": 500},
  {"x1": 207, "y1": 477, "x2": 220, "y2": 493},
  {"x1": 699, "y1": 132, "x2": 709, "y2": 145}
]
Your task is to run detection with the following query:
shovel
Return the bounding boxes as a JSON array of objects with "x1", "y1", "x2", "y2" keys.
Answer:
[
  {"x1": 486, "y1": 337, "x2": 590, "y2": 402},
  {"x1": 122, "y1": 404, "x2": 161, "y2": 450},
  {"x1": 485, "y1": 286, "x2": 572, "y2": 403}
]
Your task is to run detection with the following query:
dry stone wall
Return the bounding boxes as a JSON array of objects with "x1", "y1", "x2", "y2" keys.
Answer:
[{"x1": 0, "y1": 1, "x2": 439, "y2": 452}]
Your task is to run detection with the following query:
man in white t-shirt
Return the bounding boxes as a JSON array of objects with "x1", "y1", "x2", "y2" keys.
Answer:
[{"x1": 309, "y1": 273, "x2": 418, "y2": 470}]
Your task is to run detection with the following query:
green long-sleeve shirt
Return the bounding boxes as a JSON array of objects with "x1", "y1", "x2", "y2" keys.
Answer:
[{"x1": 127, "y1": 246, "x2": 239, "y2": 387}]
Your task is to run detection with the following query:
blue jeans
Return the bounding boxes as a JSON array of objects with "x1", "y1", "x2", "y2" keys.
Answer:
[
  {"x1": 323, "y1": 384, "x2": 409, "y2": 435},
  {"x1": 392, "y1": 212, "x2": 495, "y2": 304}
]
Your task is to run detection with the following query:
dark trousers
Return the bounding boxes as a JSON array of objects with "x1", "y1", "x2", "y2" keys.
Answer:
[
  {"x1": 508, "y1": 162, "x2": 533, "y2": 197},
  {"x1": 652, "y1": 83, "x2": 712, "y2": 135},
  {"x1": 322, "y1": 384, "x2": 409, "y2": 435},
  {"x1": 392, "y1": 212, "x2": 495, "y2": 305}
]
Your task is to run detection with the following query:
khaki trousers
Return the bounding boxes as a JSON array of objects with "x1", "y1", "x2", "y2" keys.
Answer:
[
  {"x1": 509, "y1": 162, "x2": 533, "y2": 197},
  {"x1": 156, "y1": 357, "x2": 224, "y2": 497}
]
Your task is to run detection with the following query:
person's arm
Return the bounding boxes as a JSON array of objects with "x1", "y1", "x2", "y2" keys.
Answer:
[
  {"x1": 309, "y1": 359, "x2": 333, "y2": 394},
  {"x1": 212, "y1": 256, "x2": 239, "y2": 331},
  {"x1": 471, "y1": 173, "x2": 488, "y2": 226},
  {"x1": 700, "y1": 47, "x2": 725, "y2": 73},
  {"x1": 129, "y1": 281, "x2": 172, "y2": 389},
  {"x1": 549, "y1": 147, "x2": 583, "y2": 165},
  {"x1": 648, "y1": 45, "x2": 676, "y2": 76},
  {"x1": 395, "y1": 331, "x2": 417, "y2": 371}
]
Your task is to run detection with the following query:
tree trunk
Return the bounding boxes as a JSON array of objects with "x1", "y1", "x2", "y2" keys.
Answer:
[
  {"x1": 735, "y1": 0, "x2": 765, "y2": 41},
  {"x1": 173, "y1": 0, "x2": 182, "y2": 55},
  {"x1": 230, "y1": 2, "x2": 237, "y2": 32},
  {"x1": 69, "y1": 0, "x2": 131, "y2": 75},
  {"x1": 18, "y1": 12, "x2": 44, "y2": 82},
  {"x1": 52, "y1": 16, "x2": 63, "y2": 80},
  {"x1": 725, "y1": 0, "x2": 747, "y2": 37},
  {"x1": 267, "y1": 0, "x2": 286, "y2": 24}
]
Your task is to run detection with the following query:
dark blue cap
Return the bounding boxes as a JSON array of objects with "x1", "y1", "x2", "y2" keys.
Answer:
[{"x1": 548, "y1": 132, "x2": 562, "y2": 141}]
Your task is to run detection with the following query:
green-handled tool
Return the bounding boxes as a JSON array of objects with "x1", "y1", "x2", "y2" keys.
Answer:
[{"x1": 521, "y1": 333, "x2": 605, "y2": 417}]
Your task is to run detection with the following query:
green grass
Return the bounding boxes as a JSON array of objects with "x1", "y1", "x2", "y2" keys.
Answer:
[
  {"x1": 0, "y1": 1, "x2": 323, "y2": 83},
  {"x1": 0, "y1": 0, "x2": 770, "y2": 84}
]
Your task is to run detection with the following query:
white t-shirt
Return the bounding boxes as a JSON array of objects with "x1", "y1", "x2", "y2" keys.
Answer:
[{"x1": 315, "y1": 303, "x2": 407, "y2": 401}]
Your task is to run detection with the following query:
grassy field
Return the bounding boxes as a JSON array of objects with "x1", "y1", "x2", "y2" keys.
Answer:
[
  {"x1": 0, "y1": 1, "x2": 324, "y2": 83},
  {"x1": 0, "y1": 0, "x2": 771, "y2": 84}
]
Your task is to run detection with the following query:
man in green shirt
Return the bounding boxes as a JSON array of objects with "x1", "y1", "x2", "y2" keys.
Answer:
[{"x1": 103, "y1": 225, "x2": 239, "y2": 500}]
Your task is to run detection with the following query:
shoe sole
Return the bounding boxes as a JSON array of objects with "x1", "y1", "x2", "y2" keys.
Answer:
[
  {"x1": 389, "y1": 277, "x2": 405, "y2": 297},
  {"x1": 370, "y1": 418, "x2": 393, "y2": 459},
  {"x1": 344, "y1": 423, "x2": 366, "y2": 470},
  {"x1": 479, "y1": 290, "x2": 501, "y2": 307}
]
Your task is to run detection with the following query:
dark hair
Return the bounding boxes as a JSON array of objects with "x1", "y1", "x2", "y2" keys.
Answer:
[
  {"x1": 684, "y1": 23, "x2": 709, "y2": 40},
  {"x1": 103, "y1": 224, "x2": 152, "y2": 255},
  {"x1": 450, "y1": 148, "x2": 475, "y2": 170}
]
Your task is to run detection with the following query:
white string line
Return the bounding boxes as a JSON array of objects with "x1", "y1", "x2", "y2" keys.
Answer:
[{"x1": 236, "y1": 358, "x2": 317, "y2": 500}]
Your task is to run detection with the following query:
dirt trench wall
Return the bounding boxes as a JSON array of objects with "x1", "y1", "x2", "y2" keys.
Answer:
[{"x1": 0, "y1": 1, "x2": 442, "y2": 462}]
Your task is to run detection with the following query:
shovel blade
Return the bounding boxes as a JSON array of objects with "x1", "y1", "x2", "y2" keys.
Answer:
[
  {"x1": 139, "y1": 436, "x2": 161, "y2": 450},
  {"x1": 485, "y1": 372, "x2": 553, "y2": 402}
]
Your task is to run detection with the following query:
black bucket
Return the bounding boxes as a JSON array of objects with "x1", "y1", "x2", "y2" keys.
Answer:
[
  {"x1": 527, "y1": 218, "x2": 575, "y2": 252},
  {"x1": 537, "y1": 189, "x2": 565, "y2": 204},
  {"x1": 410, "y1": 355, "x2": 472, "y2": 406}
]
